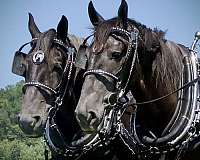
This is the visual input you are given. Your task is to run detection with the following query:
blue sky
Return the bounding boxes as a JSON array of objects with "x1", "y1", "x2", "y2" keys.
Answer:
[{"x1": 0, "y1": 0, "x2": 199, "y2": 89}]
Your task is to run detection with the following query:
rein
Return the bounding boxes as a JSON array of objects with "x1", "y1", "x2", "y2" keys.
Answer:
[{"x1": 131, "y1": 75, "x2": 200, "y2": 106}]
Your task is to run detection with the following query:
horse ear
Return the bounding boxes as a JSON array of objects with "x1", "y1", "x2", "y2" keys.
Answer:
[
  {"x1": 57, "y1": 15, "x2": 68, "y2": 42},
  {"x1": 88, "y1": 1, "x2": 104, "y2": 27},
  {"x1": 118, "y1": 0, "x2": 128, "y2": 29},
  {"x1": 28, "y1": 13, "x2": 40, "y2": 38}
]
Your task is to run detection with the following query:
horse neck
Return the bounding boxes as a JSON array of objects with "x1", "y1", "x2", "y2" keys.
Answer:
[
  {"x1": 132, "y1": 40, "x2": 184, "y2": 134},
  {"x1": 68, "y1": 34, "x2": 84, "y2": 52},
  {"x1": 58, "y1": 67, "x2": 84, "y2": 126},
  {"x1": 56, "y1": 86, "x2": 79, "y2": 138}
]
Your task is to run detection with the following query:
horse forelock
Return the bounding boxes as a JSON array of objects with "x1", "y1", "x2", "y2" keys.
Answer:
[
  {"x1": 92, "y1": 17, "x2": 165, "y2": 53},
  {"x1": 92, "y1": 18, "x2": 118, "y2": 53},
  {"x1": 35, "y1": 29, "x2": 56, "y2": 53},
  {"x1": 68, "y1": 34, "x2": 84, "y2": 52},
  {"x1": 91, "y1": 17, "x2": 183, "y2": 92}
]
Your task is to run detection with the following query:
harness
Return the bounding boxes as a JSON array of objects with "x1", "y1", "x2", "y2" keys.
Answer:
[
  {"x1": 83, "y1": 27, "x2": 200, "y2": 159},
  {"x1": 44, "y1": 105, "x2": 118, "y2": 160},
  {"x1": 129, "y1": 33, "x2": 200, "y2": 159}
]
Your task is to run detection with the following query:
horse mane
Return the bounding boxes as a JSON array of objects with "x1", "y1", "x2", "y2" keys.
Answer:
[
  {"x1": 92, "y1": 17, "x2": 165, "y2": 51},
  {"x1": 68, "y1": 34, "x2": 84, "y2": 52},
  {"x1": 93, "y1": 17, "x2": 183, "y2": 92}
]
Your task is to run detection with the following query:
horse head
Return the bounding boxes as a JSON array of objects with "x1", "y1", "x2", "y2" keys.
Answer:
[
  {"x1": 75, "y1": 0, "x2": 135, "y2": 132},
  {"x1": 12, "y1": 13, "x2": 74, "y2": 137},
  {"x1": 75, "y1": 0, "x2": 182, "y2": 135}
]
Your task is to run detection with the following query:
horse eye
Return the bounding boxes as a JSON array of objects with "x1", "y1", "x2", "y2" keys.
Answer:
[
  {"x1": 111, "y1": 52, "x2": 122, "y2": 59},
  {"x1": 56, "y1": 45, "x2": 61, "y2": 51}
]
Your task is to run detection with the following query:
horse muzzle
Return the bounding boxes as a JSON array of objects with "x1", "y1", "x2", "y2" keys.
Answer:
[{"x1": 18, "y1": 113, "x2": 45, "y2": 137}]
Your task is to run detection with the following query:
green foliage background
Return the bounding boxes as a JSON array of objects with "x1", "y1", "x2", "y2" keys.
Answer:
[{"x1": 0, "y1": 81, "x2": 44, "y2": 160}]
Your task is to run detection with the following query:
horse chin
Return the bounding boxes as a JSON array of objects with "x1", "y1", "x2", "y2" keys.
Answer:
[
  {"x1": 20, "y1": 128, "x2": 44, "y2": 138},
  {"x1": 19, "y1": 119, "x2": 46, "y2": 138}
]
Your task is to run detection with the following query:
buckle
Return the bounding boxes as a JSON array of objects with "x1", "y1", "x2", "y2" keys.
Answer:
[
  {"x1": 130, "y1": 28, "x2": 139, "y2": 42},
  {"x1": 68, "y1": 47, "x2": 75, "y2": 55}
]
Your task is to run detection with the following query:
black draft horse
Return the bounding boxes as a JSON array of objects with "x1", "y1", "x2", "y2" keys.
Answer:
[
  {"x1": 12, "y1": 13, "x2": 119, "y2": 160},
  {"x1": 75, "y1": 0, "x2": 200, "y2": 160}
]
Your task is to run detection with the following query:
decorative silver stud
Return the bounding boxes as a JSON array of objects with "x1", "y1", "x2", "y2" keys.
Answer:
[{"x1": 32, "y1": 50, "x2": 45, "y2": 64}]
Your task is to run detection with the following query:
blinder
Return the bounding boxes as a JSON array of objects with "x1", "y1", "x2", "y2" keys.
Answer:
[
  {"x1": 12, "y1": 51, "x2": 27, "y2": 76},
  {"x1": 12, "y1": 38, "x2": 38, "y2": 76}
]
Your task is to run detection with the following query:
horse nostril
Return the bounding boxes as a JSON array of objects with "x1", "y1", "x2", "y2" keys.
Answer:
[
  {"x1": 32, "y1": 115, "x2": 41, "y2": 123},
  {"x1": 87, "y1": 111, "x2": 97, "y2": 122}
]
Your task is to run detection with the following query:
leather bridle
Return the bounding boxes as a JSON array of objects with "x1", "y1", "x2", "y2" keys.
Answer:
[
  {"x1": 84, "y1": 27, "x2": 139, "y2": 98},
  {"x1": 16, "y1": 37, "x2": 78, "y2": 159},
  {"x1": 80, "y1": 28, "x2": 140, "y2": 138},
  {"x1": 21, "y1": 38, "x2": 75, "y2": 104}
]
